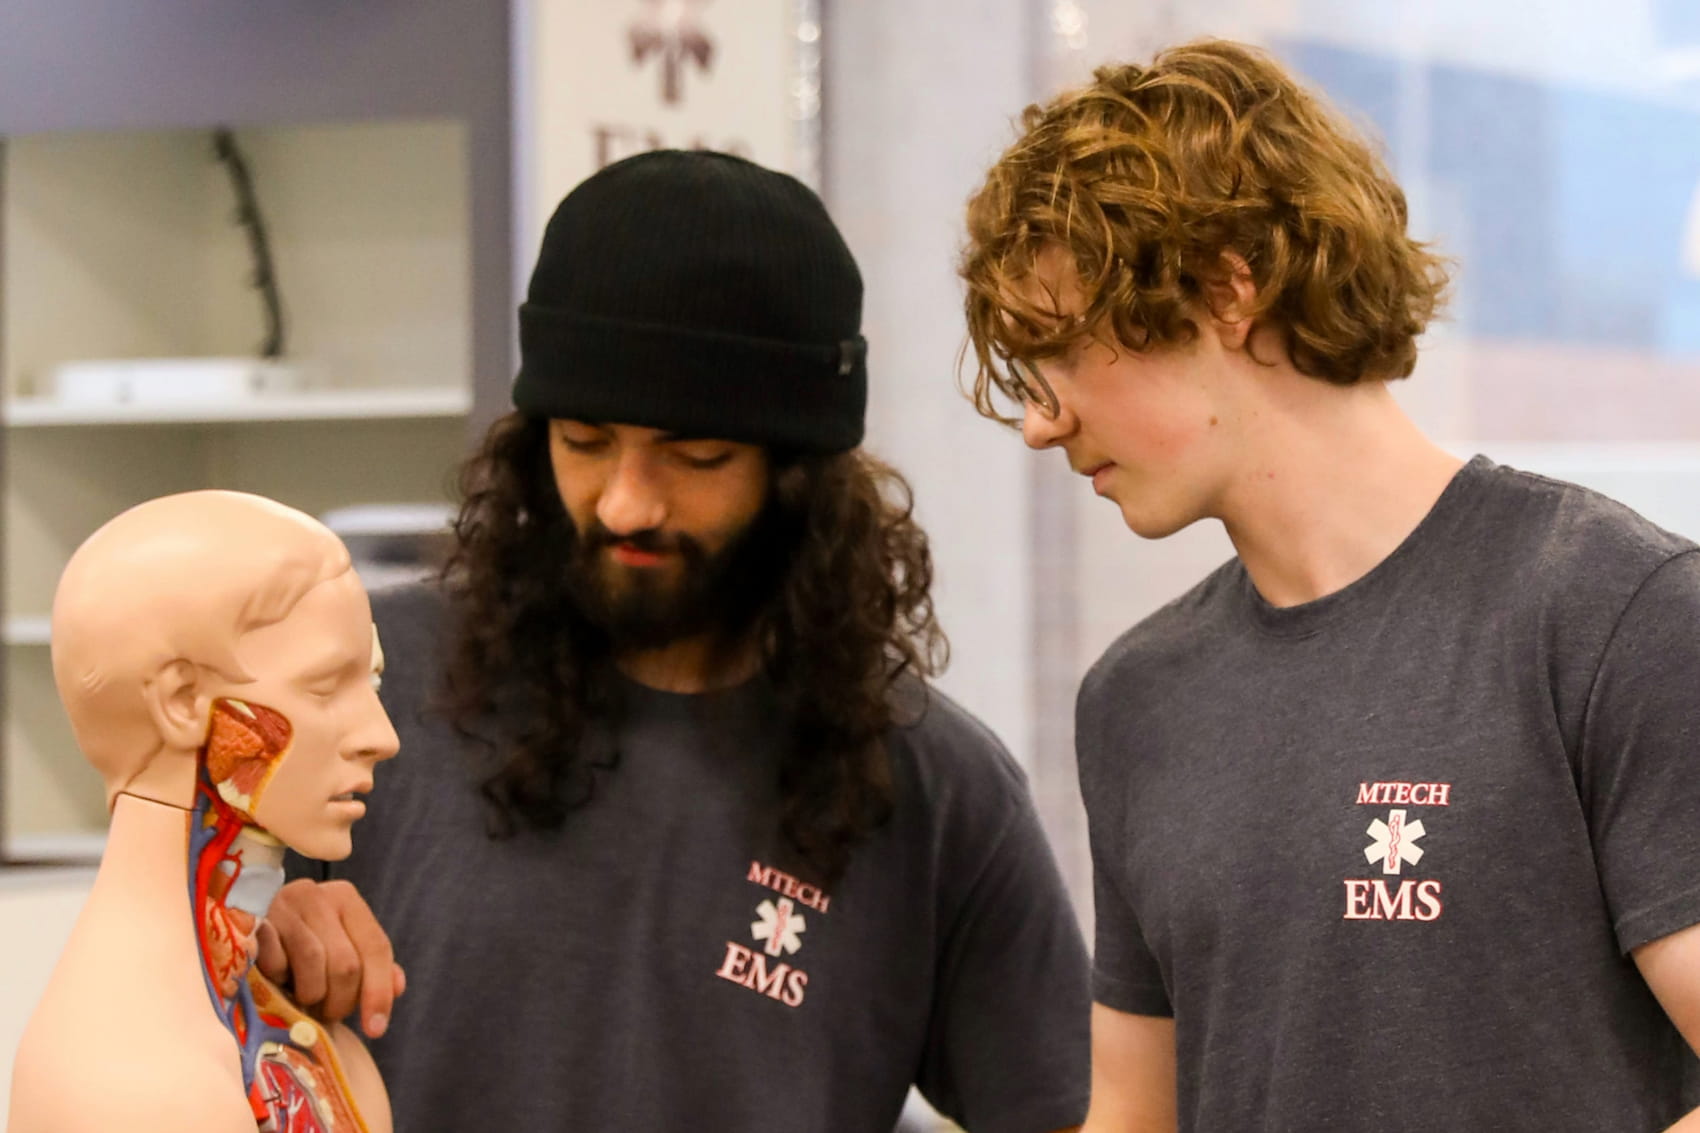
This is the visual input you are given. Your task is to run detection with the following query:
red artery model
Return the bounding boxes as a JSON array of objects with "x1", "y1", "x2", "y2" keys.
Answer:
[{"x1": 190, "y1": 699, "x2": 371, "y2": 1133}]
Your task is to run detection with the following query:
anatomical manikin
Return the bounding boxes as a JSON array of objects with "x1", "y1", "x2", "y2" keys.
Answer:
[{"x1": 7, "y1": 490, "x2": 399, "y2": 1133}]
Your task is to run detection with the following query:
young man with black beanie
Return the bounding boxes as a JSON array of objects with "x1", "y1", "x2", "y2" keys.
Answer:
[{"x1": 263, "y1": 150, "x2": 1092, "y2": 1133}]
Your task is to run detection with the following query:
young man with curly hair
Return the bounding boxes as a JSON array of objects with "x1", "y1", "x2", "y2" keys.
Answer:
[
  {"x1": 264, "y1": 150, "x2": 1090, "y2": 1132},
  {"x1": 961, "y1": 39, "x2": 1700, "y2": 1133}
]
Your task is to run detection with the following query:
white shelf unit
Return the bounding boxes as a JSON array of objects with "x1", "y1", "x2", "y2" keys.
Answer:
[
  {"x1": 5, "y1": 386, "x2": 471, "y2": 427},
  {"x1": 2, "y1": 617, "x2": 51, "y2": 647},
  {"x1": 3, "y1": 120, "x2": 477, "y2": 857},
  {"x1": 1, "y1": 831, "x2": 107, "y2": 863}
]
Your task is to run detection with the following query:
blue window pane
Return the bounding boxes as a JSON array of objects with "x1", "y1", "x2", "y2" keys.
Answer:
[{"x1": 1280, "y1": 38, "x2": 1700, "y2": 359}]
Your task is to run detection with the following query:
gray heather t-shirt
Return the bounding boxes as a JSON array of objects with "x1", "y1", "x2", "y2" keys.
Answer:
[
  {"x1": 290, "y1": 583, "x2": 1089, "y2": 1133},
  {"x1": 1078, "y1": 456, "x2": 1700, "y2": 1131}
]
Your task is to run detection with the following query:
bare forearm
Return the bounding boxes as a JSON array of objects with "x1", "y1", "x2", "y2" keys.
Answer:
[
  {"x1": 1083, "y1": 1005, "x2": 1178, "y2": 1133},
  {"x1": 1081, "y1": 1115, "x2": 1172, "y2": 1133}
]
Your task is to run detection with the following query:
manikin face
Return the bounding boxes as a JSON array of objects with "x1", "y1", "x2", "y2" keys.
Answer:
[
  {"x1": 1009, "y1": 247, "x2": 1241, "y2": 539},
  {"x1": 212, "y1": 569, "x2": 399, "y2": 859},
  {"x1": 547, "y1": 419, "x2": 770, "y2": 650}
]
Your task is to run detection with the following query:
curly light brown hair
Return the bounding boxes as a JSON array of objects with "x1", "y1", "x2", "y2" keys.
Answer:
[
  {"x1": 961, "y1": 38, "x2": 1451, "y2": 418},
  {"x1": 438, "y1": 413, "x2": 946, "y2": 883}
]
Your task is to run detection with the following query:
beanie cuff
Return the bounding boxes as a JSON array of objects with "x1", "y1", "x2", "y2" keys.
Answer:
[{"x1": 514, "y1": 304, "x2": 866, "y2": 453}]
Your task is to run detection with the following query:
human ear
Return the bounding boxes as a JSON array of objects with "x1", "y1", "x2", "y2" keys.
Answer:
[
  {"x1": 1202, "y1": 251, "x2": 1258, "y2": 351},
  {"x1": 141, "y1": 658, "x2": 214, "y2": 751}
]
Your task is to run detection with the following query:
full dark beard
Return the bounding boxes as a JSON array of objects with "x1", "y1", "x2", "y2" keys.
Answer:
[{"x1": 561, "y1": 517, "x2": 762, "y2": 653}]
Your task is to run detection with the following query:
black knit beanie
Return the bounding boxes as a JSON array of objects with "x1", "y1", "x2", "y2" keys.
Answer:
[{"x1": 513, "y1": 150, "x2": 867, "y2": 453}]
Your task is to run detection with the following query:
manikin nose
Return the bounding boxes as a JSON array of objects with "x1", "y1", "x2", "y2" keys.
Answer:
[{"x1": 348, "y1": 686, "x2": 399, "y2": 764}]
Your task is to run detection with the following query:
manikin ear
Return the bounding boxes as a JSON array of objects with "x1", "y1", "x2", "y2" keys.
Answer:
[
  {"x1": 1200, "y1": 251, "x2": 1259, "y2": 351},
  {"x1": 141, "y1": 658, "x2": 213, "y2": 752}
]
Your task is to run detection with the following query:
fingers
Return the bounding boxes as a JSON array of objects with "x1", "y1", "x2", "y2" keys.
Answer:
[
  {"x1": 337, "y1": 890, "x2": 398, "y2": 1039},
  {"x1": 262, "y1": 879, "x2": 399, "y2": 1036},
  {"x1": 262, "y1": 882, "x2": 328, "y2": 1005},
  {"x1": 255, "y1": 918, "x2": 289, "y2": 985}
]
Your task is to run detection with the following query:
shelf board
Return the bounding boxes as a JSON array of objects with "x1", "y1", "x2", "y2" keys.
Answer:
[
  {"x1": 3, "y1": 387, "x2": 471, "y2": 427},
  {"x1": 3, "y1": 831, "x2": 106, "y2": 865},
  {"x1": 322, "y1": 502, "x2": 455, "y2": 537},
  {"x1": 4, "y1": 615, "x2": 52, "y2": 646}
]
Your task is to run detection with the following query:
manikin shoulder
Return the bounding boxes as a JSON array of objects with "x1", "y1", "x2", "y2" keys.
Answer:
[
  {"x1": 14, "y1": 962, "x2": 390, "y2": 1133},
  {"x1": 328, "y1": 1020, "x2": 393, "y2": 1133},
  {"x1": 10, "y1": 994, "x2": 253, "y2": 1133},
  {"x1": 9, "y1": 896, "x2": 253, "y2": 1133}
]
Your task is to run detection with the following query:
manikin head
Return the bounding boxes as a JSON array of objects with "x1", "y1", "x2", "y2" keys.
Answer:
[{"x1": 51, "y1": 490, "x2": 399, "y2": 859}]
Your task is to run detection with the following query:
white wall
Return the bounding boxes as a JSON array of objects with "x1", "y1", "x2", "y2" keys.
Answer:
[
  {"x1": 512, "y1": 0, "x2": 804, "y2": 271},
  {"x1": 0, "y1": 870, "x2": 93, "y2": 1121},
  {"x1": 3, "y1": 121, "x2": 470, "y2": 400},
  {"x1": 825, "y1": 0, "x2": 1040, "y2": 773}
]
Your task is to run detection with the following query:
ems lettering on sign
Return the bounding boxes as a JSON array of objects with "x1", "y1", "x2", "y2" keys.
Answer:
[
  {"x1": 713, "y1": 861, "x2": 831, "y2": 1008},
  {"x1": 1342, "y1": 781, "x2": 1452, "y2": 923}
]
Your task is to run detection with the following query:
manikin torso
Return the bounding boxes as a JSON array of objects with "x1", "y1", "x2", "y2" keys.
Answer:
[
  {"x1": 5, "y1": 491, "x2": 397, "y2": 1133},
  {"x1": 11, "y1": 791, "x2": 388, "y2": 1133}
]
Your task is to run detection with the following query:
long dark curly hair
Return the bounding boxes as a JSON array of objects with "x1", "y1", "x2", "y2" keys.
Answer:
[{"x1": 438, "y1": 413, "x2": 947, "y2": 882}]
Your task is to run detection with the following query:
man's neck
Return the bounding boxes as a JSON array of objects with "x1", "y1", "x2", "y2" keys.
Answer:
[
  {"x1": 1215, "y1": 378, "x2": 1464, "y2": 608},
  {"x1": 615, "y1": 630, "x2": 762, "y2": 693}
]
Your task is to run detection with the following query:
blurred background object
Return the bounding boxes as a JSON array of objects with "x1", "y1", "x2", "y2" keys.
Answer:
[
  {"x1": 321, "y1": 503, "x2": 457, "y2": 592},
  {"x1": 1, "y1": 113, "x2": 478, "y2": 865}
]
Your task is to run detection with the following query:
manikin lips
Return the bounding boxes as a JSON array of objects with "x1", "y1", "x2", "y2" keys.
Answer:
[{"x1": 205, "y1": 699, "x2": 293, "y2": 807}]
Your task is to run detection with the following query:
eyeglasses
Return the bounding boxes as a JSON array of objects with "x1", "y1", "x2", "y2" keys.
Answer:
[{"x1": 989, "y1": 356, "x2": 1060, "y2": 419}]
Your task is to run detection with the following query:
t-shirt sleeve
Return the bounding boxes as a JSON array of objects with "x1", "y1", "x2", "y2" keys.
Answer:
[
  {"x1": 1075, "y1": 669, "x2": 1172, "y2": 1017},
  {"x1": 1087, "y1": 810, "x2": 1173, "y2": 1017},
  {"x1": 1578, "y1": 550, "x2": 1700, "y2": 953},
  {"x1": 914, "y1": 788, "x2": 1092, "y2": 1133}
]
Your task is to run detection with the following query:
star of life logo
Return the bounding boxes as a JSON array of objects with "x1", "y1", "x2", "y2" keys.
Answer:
[
  {"x1": 752, "y1": 897, "x2": 806, "y2": 956},
  {"x1": 714, "y1": 861, "x2": 828, "y2": 1009},
  {"x1": 1342, "y1": 783, "x2": 1451, "y2": 923},
  {"x1": 629, "y1": 0, "x2": 714, "y2": 105},
  {"x1": 1365, "y1": 809, "x2": 1426, "y2": 875}
]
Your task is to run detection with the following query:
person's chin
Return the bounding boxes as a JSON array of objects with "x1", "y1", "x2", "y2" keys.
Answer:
[
  {"x1": 603, "y1": 559, "x2": 681, "y2": 591},
  {"x1": 287, "y1": 825, "x2": 356, "y2": 862},
  {"x1": 1117, "y1": 497, "x2": 1200, "y2": 541}
]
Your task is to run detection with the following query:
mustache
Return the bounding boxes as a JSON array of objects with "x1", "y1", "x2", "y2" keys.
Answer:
[{"x1": 576, "y1": 520, "x2": 697, "y2": 557}]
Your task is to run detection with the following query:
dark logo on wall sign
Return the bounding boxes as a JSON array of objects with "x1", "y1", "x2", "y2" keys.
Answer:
[{"x1": 630, "y1": 0, "x2": 715, "y2": 105}]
